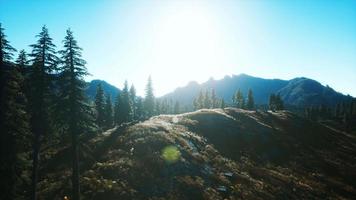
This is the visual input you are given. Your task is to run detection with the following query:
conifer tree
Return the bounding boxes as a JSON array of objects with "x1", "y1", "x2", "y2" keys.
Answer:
[
  {"x1": 57, "y1": 29, "x2": 95, "y2": 200},
  {"x1": 129, "y1": 84, "x2": 137, "y2": 120},
  {"x1": 104, "y1": 94, "x2": 113, "y2": 128},
  {"x1": 144, "y1": 76, "x2": 155, "y2": 117},
  {"x1": 117, "y1": 80, "x2": 133, "y2": 124},
  {"x1": 0, "y1": 23, "x2": 16, "y2": 65},
  {"x1": 94, "y1": 83, "x2": 105, "y2": 128},
  {"x1": 204, "y1": 90, "x2": 211, "y2": 108},
  {"x1": 0, "y1": 24, "x2": 30, "y2": 200},
  {"x1": 235, "y1": 89, "x2": 244, "y2": 108},
  {"x1": 114, "y1": 94, "x2": 120, "y2": 124},
  {"x1": 15, "y1": 49, "x2": 28, "y2": 74},
  {"x1": 27, "y1": 25, "x2": 58, "y2": 200},
  {"x1": 246, "y1": 89, "x2": 255, "y2": 110},
  {"x1": 211, "y1": 89, "x2": 217, "y2": 108},
  {"x1": 269, "y1": 93, "x2": 276, "y2": 111},
  {"x1": 220, "y1": 99, "x2": 226, "y2": 109},
  {"x1": 135, "y1": 98, "x2": 144, "y2": 120}
]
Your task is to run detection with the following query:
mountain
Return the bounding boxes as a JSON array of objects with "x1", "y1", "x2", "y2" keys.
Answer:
[
  {"x1": 85, "y1": 79, "x2": 120, "y2": 100},
  {"x1": 36, "y1": 108, "x2": 356, "y2": 199},
  {"x1": 162, "y1": 74, "x2": 353, "y2": 108}
]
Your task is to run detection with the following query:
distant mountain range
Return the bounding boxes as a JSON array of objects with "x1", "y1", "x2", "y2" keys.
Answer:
[
  {"x1": 85, "y1": 80, "x2": 120, "y2": 100},
  {"x1": 86, "y1": 74, "x2": 354, "y2": 108},
  {"x1": 162, "y1": 74, "x2": 353, "y2": 108}
]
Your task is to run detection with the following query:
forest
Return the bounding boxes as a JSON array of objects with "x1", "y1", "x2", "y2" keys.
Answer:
[{"x1": 1, "y1": 23, "x2": 356, "y2": 200}]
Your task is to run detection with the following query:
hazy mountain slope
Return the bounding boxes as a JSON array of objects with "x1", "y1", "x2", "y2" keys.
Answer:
[
  {"x1": 161, "y1": 74, "x2": 352, "y2": 108},
  {"x1": 85, "y1": 79, "x2": 120, "y2": 100},
  {"x1": 278, "y1": 77, "x2": 352, "y2": 106},
  {"x1": 37, "y1": 108, "x2": 356, "y2": 199}
]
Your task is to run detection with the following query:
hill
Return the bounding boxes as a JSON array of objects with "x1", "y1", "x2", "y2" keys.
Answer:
[
  {"x1": 37, "y1": 108, "x2": 356, "y2": 199},
  {"x1": 162, "y1": 74, "x2": 353, "y2": 108},
  {"x1": 85, "y1": 79, "x2": 120, "y2": 100}
]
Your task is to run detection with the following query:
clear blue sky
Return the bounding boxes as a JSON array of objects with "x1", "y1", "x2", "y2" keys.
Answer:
[{"x1": 1, "y1": 0, "x2": 356, "y2": 97}]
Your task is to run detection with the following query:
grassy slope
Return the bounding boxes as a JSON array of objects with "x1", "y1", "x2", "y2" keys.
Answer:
[{"x1": 38, "y1": 108, "x2": 356, "y2": 199}]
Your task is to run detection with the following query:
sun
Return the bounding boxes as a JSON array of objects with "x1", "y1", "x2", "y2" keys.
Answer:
[{"x1": 146, "y1": 2, "x2": 228, "y2": 96}]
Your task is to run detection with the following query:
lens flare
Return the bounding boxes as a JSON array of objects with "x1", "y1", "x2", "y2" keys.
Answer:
[{"x1": 161, "y1": 145, "x2": 181, "y2": 164}]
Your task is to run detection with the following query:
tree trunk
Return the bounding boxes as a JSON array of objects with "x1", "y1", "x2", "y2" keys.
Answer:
[
  {"x1": 31, "y1": 132, "x2": 40, "y2": 200},
  {"x1": 72, "y1": 133, "x2": 80, "y2": 200}
]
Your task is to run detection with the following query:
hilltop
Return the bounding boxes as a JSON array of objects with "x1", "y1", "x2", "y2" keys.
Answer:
[{"x1": 37, "y1": 108, "x2": 356, "y2": 199}]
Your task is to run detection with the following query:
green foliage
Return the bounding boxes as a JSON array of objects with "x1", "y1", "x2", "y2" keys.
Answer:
[
  {"x1": 246, "y1": 89, "x2": 254, "y2": 110},
  {"x1": 0, "y1": 64, "x2": 31, "y2": 200},
  {"x1": 0, "y1": 23, "x2": 17, "y2": 64},
  {"x1": 56, "y1": 29, "x2": 95, "y2": 200},
  {"x1": 269, "y1": 93, "x2": 284, "y2": 111},
  {"x1": 233, "y1": 89, "x2": 245, "y2": 108},
  {"x1": 104, "y1": 94, "x2": 113, "y2": 128},
  {"x1": 116, "y1": 80, "x2": 133, "y2": 124}
]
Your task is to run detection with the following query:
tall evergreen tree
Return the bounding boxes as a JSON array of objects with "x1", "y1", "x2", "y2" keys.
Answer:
[
  {"x1": 235, "y1": 89, "x2": 245, "y2": 108},
  {"x1": 204, "y1": 90, "x2": 211, "y2": 108},
  {"x1": 220, "y1": 98, "x2": 226, "y2": 109},
  {"x1": 57, "y1": 29, "x2": 94, "y2": 200},
  {"x1": 211, "y1": 89, "x2": 217, "y2": 108},
  {"x1": 94, "y1": 83, "x2": 105, "y2": 128},
  {"x1": 246, "y1": 89, "x2": 255, "y2": 110},
  {"x1": 114, "y1": 94, "x2": 120, "y2": 125},
  {"x1": 144, "y1": 76, "x2": 155, "y2": 117},
  {"x1": 135, "y1": 98, "x2": 144, "y2": 120},
  {"x1": 15, "y1": 49, "x2": 28, "y2": 74},
  {"x1": 129, "y1": 84, "x2": 137, "y2": 120},
  {"x1": 0, "y1": 23, "x2": 16, "y2": 65},
  {"x1": 104, "y1": 94, "x2": 113, "y2": 128},
  {"x1": 0, "y1": 24, "x2": 30, "y2": 200},
  {"x1": 117, "y1": 80, "x2": 133, "y2": 124},
  {"x1": 27, "y1": 25, "x2": 58, "y2": 200}
]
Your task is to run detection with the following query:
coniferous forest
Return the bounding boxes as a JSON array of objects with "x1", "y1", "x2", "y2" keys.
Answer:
[{"x1": 1, "y1": 1, "x2": 356, "y2": 199}]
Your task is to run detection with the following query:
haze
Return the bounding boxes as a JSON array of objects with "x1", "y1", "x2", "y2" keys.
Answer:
[{"x1": 1, "y1": 0, "x2": 355, "y2": 96}]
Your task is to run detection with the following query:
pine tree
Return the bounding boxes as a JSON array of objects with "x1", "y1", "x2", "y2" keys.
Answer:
[
  {"x1": 104, "y1": 94, "x2": 113, "y2": 128},
  {"x1": 235, "y1": 89, "x2": 244, "y2": 108},
  {"x1": 0, "y1": 24, "x2": 30, "y2": 200},
  {"x1": 15, "y1": 49, "x2": 28, "y2": 74},
  {"x1": 220, "y1": 99, "x2": 226, "y2": 109},
  {"x1": 94, "y1": 83, "x2": 105, "y2": 128},
  {"x1": 27, "y1": 25, "x2": 58, "y2": 200},
  {"x1": 0, "y1": 23, "x2": 16, "y2": 65},
  {"x1": 129, "y1": 84, "x2": 137, "y2": 120},
  {"x1": 204, "y1": 90, "x2": 211, "y2": 108},
  {"x1": 114, "y1": 94, "x2": 120, "y2": 124},
  {"x1": 57, "y1": 29, "x2": 95, "y2": 200},
  {"x1": 144, "y1": 76, "x2": 155, "y2": 117},
  {"x1": 117, "y1": 80, "x2": 133, "y2": 124},
  {"x1": 211, "y1": 89, "x2": 217, "y2": 108},
  {"x1": 269, "y1": 94, "x2": 276, "y2": 111},
  {"x1": 135, "y1": 98, "x2": 144, "y2": 120},
  {"x1": 246, "y1": 89, "x2": 254, "y2": 110}
]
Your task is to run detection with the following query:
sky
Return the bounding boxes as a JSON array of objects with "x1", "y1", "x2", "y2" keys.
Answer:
[{"x1": 1, "y1": 0, "x2": 356, "y2": 97}]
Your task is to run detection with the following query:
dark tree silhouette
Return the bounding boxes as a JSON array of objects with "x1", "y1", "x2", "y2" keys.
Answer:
[
  {"x1": 246, "y1": 89, "x2": 254, "y2": 110},
  {"x1": 0, "y1": 24, "x2": 30, "y2": 200},
  {"x1": 27, "y1": 25, "x2": 58, "y2": 200},
  {"x1": 57, "y1": 29, "x2": 95, "y2": 200},
  {"x1": 15, "y1": 49, "x2": 28, "y2": 74},
  {"x1": 104, "y1": 94, "x2": 113, "y2": 128},
  {"x1": 117, "y1": 80, "x2": 133, "y2": 124},
  {"x1": 0, "y1": 23, "x2": 16, "y2": 65}
]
